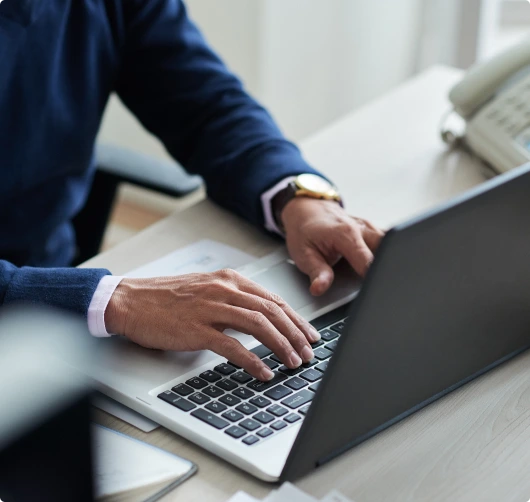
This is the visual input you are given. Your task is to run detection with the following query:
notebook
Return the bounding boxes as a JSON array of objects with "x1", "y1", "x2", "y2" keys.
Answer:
[{"x1": 92, "y1": 424, "x2": 197, "y2": 502}]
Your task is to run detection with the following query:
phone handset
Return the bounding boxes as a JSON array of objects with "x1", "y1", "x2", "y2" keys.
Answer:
[{"x1": 449, "y1": 39, "x2": 530, "y2": 118}]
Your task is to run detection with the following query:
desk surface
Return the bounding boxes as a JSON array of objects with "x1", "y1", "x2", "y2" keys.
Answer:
[{"x1": 85, "y1": 66, "x2": 530, "y2": 502}]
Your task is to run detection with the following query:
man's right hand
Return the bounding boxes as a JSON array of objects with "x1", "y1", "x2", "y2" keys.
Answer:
[{"x1": 105, "y1": 269, "x2": 320, "y2": 381}]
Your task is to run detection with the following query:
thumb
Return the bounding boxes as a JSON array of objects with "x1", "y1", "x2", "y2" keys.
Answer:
[{"x1": 295, "y1": 248, "x2": 335, "y2": 296}]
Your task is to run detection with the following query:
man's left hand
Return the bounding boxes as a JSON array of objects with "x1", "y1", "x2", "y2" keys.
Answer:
[{"x1": 281, "y1": 198, "x2": 385, "y2": 296}]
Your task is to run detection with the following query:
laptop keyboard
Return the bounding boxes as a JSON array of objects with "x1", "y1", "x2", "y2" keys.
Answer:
[{"x1": 158, "y1": 318, "x2": 347, "y2": 446}]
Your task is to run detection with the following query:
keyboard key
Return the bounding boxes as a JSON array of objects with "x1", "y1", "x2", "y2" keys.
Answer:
[
  {"x1": 319, "y1": 328, "x2": 338, "y2": 342},
  {"x1": 310, "y1": 340, "x2": 324, "y2": 348},
  {"x1": 191, "y1": 408, "x2": 229, "y2": 430},
  {"x1": 222, "y1": 410, "x2": 244, "y2": 422},
  {"x1": 189, "y1": 392, "x2": 210, "y2": 405},
  {"x1": 157, "y1": 391, "x2": 197, "y2": 411},
  {"x1": 263, "y1": 358, "x2": 279, "y2": 370},
  {"x1": 269, "y1": 354, "x2": 282, "y2": 363},
  {"x1": 271, "y1": 420, "x2": 287, "y2": 431},
  {"x1": 313, "y1": 347, "x2": 333, "y2": 360},
  {"x1": 249, "y1": 396, "x2": 271, "y2": 408},
  {"x1": 264, "y1": 385, "x2": 292, "y2": 401},
  {"x1": 330, "y1": 321, "x2": 346, "y2": 334},
  {"x1": 186, "y1": 377, "x2": 208, "y2": 389},
  {"x1": 205, "y1": 401, "x2": 227, "y2": 414},
  {"x1": 247, "y1": 372, "x2": 287, "y2": 391},
  {"x1": 285, "y1": 377, "x2": 308, "y2": 391},
  {"x1": 281, "y1": 389, "x2": 313, "y2": 409},
  {"x1": 243, "y1": 435, "x2": 259, "y2": 445},
  {"x1": 299, "y1": 404, "x2": 311, "y2": 415},
  {"x1": 326, "y1": 340, "x2": 338, "y2": 352},
  {"x1": 315, "y1": 361, "x2": 329, "y2": 373},
  {"x1": 300, "y1": 369, "x2": 322, "y2": 383},
  {"x1": 171, "y1": 383, "x2": 194, "y2": 396},
  {"x1": 257, "y1": 427, "x2": 274, "y2": 438},
  {"x1": 231, "y1": 372, "x2": 253, "y2": 384},
  {"x1": 253, "y1": 411, "x2": 274, "y2": 424},
  {"x1": 214, "y1": 363, "x2": 236, "y2": 376},
  {"x1": 309, "y1": 382, "x2": 321, "y2": 392},
  {"x1": 250, "y1": 344, "x2": 272, "y2": 359},
  {"x1": 202, "y1": 385, "x2": 225, "y2": 398},
  {"x1": 216, "y1": 379, "x2": 238, "y2": 391},
  {"x1": 225, "y1": 425, "x2": 247, "y2": 438},
  {"x1": 284, "y1": 413, "x2": 301, "y2": 424},
  {"x1": 236, "y1": 403, "x2": 258, "y2": 415},
  {"x1": 240, "y1": 418, "x2": 261, "y2": 431},
  {"x1": 200, "y1": 370, "x2": 222, "y2": 383},
  {"x1": 219, "y1": 394, "x2": 241, "y2": 407},
  {"x1": 267, "y1": 404, "x2": 288, "y2": 417},
  {"x1": 278, "y1": 365, "x2": 304, "y2": 376},
  {"x1": 233, "y1": 387, "x2": 255, "y2": 400},
  {"x1": 302, "y1": 358, "x2": 319, "y2": 368},
  {"x1": 227, "y1": 361, "x2": 242, "y2": 369}
]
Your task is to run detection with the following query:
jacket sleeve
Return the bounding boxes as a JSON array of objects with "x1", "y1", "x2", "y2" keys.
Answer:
[
  {"x1": 0, "y1": 260, "x2": 111, "y2": 317},
  {"x1": 116, "y1": 0, "x2": 324, "y2": 228}
]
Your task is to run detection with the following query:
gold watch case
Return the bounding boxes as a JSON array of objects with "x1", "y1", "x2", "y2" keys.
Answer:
[{"x1": 293, "y1": 174, "x2": 341, "y2": 201}]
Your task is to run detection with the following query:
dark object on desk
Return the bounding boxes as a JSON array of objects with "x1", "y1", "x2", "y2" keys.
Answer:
[
  {"x1": 72, "y1": 143, "x2": 202, "y2": 265},
  {"x1": 0, "y1": 307, "x2": 96, "y2": 502},
  {"x1": 283, "y1": 163, "x2": 530, "y2": 480}
]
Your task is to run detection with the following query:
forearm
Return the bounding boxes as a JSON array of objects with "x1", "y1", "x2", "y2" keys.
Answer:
[
  {"x1": 117, "y1": 0, "x2": 324, "y2": 227},
  {"x1": 0, "y1": 260, "x2": 111, "y2": 317}
]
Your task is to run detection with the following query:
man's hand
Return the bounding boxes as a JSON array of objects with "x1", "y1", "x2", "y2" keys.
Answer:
[
  {"x1": 281, "y1": 198, "x2": 385, "y2": 296},
  {"x1": 105, "y1": 269, "x2": 320, "y2": 381}
]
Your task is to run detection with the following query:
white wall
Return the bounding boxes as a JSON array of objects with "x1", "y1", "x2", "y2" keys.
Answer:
[{"x1": 98, "y1": 0, "x2": 423, "y2": 159}]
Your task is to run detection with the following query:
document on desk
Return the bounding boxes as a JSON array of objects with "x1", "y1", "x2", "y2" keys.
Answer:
[
  {"x1": 126, "y1": 239, "x2": 256, "y2": 278},
  {"x1": 226, "y1": 483, "x2": 354, "y2": 502}
]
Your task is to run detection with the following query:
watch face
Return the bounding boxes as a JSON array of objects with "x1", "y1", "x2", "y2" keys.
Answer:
[{"x1": 295, "y1": 174, "x2": 334, "y2": 194}]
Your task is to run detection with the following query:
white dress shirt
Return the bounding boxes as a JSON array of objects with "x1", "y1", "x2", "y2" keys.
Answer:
[{"x1": 87, "y1": 177, "x2": 294, "y2": 337}]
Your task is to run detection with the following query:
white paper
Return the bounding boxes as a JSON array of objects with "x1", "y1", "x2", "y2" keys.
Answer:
[
  {"x1": 320, "y1": 490, "x2": 354, "y2": 502},
  {"x1": 226, "y1": 492, "x2": 260, "y2": 502},
  {"x1": 92, "y1": 424, "x2": 194, "y2": 498},
  {"x1": 126, "y1": 239, "x2": 255, "y2": 278},
  {"x1": 92, "y1": 393, "x2": 159, "y2": 433},
  {"x1": 264, "y1": 483, "x2": 318, "y2": 502}
]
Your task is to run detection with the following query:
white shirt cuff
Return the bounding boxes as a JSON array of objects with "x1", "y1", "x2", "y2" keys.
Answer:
[
  {"x1": 87, "y1": 275, "x2": 125, "y2": 338},
  {"x1": 261, "y1": 176, "x2": 297, "y2": 236}
]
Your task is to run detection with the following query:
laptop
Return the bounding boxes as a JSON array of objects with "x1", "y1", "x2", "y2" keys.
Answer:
[{"x1": 86, "y1": 163, "x2": 530, "y2": 482}]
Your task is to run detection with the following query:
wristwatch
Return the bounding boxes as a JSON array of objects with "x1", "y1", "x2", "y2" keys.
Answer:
[{"x1": 271, "y1": 174, "x2": 342, "y2": 232}]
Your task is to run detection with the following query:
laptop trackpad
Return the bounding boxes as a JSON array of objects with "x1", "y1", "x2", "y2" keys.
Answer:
[{"x1": 250, "y1": 261, "x2": 315, "y2": 311}]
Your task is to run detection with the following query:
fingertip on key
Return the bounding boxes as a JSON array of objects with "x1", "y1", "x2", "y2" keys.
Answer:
[{"x1": 260, "y1": 367, "x2": 275, "y2": 381}]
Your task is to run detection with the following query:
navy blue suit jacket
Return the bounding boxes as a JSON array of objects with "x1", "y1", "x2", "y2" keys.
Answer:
[{"x1": 0, "y1": 0, "x2": 322, "y2": 316}]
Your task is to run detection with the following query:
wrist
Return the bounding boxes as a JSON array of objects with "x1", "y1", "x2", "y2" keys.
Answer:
[
  {"x1": 281, "y1": 197, "x2": 341, "y2": 233},
  {"x1": 105, "y1": 279, "x2": 134, "y2": 335}
]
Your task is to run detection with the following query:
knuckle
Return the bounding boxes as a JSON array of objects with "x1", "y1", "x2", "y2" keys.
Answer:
[
  {"x1": 270, "y1": 293, "x2": 287, "y2": 308},
  {"x1": 262, "y1": 300, "x2": 282, "y2": 319},
  {"x1": 217, "y1": 336, "x2": 238, "y2": 355},
  {"x1": 217, "y1": 268, "x2": 236, "y2": 280},
  {"x1": 249, "y1": 311, "x2": 268, "y2": 329}
]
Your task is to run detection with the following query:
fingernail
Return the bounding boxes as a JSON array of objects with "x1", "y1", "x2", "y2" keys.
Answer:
[
  {"x1": 301, "y1": 346, "x2": 314, "y2": 362},
  {"x1": 289, "y1": 351, "x2": 302, "y2": 367},
  {"x1": 310, "y1": 327, "x2": 321, "y2": 341},
  {"x1": 260, "y1": 367, "x2": 275, "y2": 381}
]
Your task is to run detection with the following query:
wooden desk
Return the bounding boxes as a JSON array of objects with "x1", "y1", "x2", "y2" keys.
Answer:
[{"x1": 85, "y1": 66, "x2": 530, "y2": 502}]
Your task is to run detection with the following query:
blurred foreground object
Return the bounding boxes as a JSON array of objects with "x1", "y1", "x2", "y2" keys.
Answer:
[{"x1": 0, "y1": 306, "x2": 95, "y2": 502}]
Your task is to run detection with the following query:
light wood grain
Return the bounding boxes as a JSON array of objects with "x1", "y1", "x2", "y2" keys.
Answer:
[{"x1": 84, "y1": 66, "x2": 530, "y2": 502}]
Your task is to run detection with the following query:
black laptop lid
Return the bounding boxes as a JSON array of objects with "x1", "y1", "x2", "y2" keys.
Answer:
[{"x1": 283, "y1": 163, "x2": 530, "y2": 480}]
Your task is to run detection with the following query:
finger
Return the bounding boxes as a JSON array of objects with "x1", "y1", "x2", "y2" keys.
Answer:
[
  {"x1": 228, "y1": 272, "x2": 321, "y2": 343},
  {"x1": 362, "y1": 227, "x2": 384, "y2": 253},
  {"x1": 216, "y1": 305, "x2": 305, "y2": 370},
  {"x1": 226, "y1": 290, "x2": 314, "y2": 362},
  {"x1": 293, "y1": 246, "x2": 335, "y2": 296},
  {"x1": 199, "y1": 329, "x2": 275, "y2": 381},
  {"x1": 336, "y1": 226, "x2": 374, "y2": 277}
]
